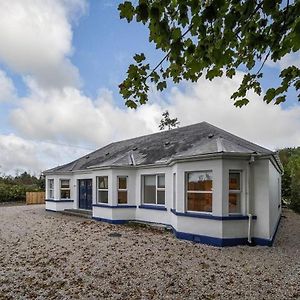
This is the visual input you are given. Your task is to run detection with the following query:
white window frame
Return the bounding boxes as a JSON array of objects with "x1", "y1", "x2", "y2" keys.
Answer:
[
  {"x1": 173, "y1": 173, "x2": 176, "y2": 210},
  {"x1": 60, "y1": 179, "x2": 70, "y2": 199},
  {"x1": 228, "y1": 171, "x2": 242, "y2": 214},
  {"x1": 117, "y1": 176, "x2": 128, "y2": 204},
  {"x1": 97, "y1": 176, "x2": 108, "y2": 204},
  {"x1": 48, "y1": 179, "x2": 54, "y2": 199},
  {"x1": 142, "y1": 174, "x2": 165, "y2": 206},
  {"x1": 186, "y1": 171, "x2": 213, "y2": 214}
]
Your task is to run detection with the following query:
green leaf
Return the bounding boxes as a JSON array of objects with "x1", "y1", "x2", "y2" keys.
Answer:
[
  {"x1": 234, "y1": 98, "x2": 250, "y2": 107},
  {"x1": 125, "y1": 100, "x2": 137, "y2": 109},
  {"x1": 133, "y1": 53, "x2": 146, "y2": 63},
  {"x1": 118, "y1": 1, "x2": 135, "y2": 22},
  {"x1": 263, "y1": 88, "x2": 276, "y2": 103},
  {"x1": 262, "y1": 0, "x2": 278, "y2": 15},
  {"x1": 274, "y1": 95, "x2": 286, "y2": 105},
  {"x1": 157, "y1": 81, "x2": 167, "y2": 91},
  {"x1": 136, "y1": 2, "x2": 149, "y2": 23}
]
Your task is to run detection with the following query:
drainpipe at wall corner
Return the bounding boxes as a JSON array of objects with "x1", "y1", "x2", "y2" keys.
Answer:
[{"x1": 247, "y1": 154, "x2": 255, "y2": 246}]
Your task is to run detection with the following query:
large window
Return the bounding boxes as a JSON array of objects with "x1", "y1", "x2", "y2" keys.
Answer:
[
  {"x1": 118, "y1": 176, "x2": 127, "y2": 204},
  {"x1": 48, "y1": 179, "x2": 54, "y2": 199},
  {"x1": 142, "y1": 174, "x2": 165, "y2": 205},
  {"x1": 229, "y1": 172, "x2": 241, "y2": 214},
  {"x1": 60, "y1": 179, "x2": 70, "y2": 199},
  {"x1": 186, "y1": 171, "x2": 212, "y2": 212},
  {"x1": 97, "y1": 176, "x2": 108, "y2": 203}
]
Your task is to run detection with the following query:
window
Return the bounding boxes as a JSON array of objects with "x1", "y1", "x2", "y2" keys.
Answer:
[
  {"x1": 186, "y1": 171, "x2": 212, "y2": 212},
  {"x1": 118, "y1": 176, "x2": 127, "y2": 204},
  {"x1": 142, "y1": 174, "x2": 165, "y2": 205},
  {"x1": 60, "y1": 179, "x2": 70, "y2": 199},
  {"x1": 173, "y1": 173, "x2": 176, "y2": 210},
  {"x1": 97, "y1": 176, "x2": 108, "y2": 203},
  {"x1": 229, "y1": 172, "x2": 241, "y2": 214},
  {"x1": 48, "y1": 179, "x2": 54, "y2": 199}
]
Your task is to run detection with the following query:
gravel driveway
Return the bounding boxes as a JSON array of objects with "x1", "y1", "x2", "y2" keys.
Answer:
[{"x1": 0, "y1": 205, "x2": 299, "y2": 300}]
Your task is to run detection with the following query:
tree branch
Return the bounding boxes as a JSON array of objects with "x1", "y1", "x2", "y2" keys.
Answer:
[
  {"x1": 255, "y1": 49, "x2": 271, "y2": 76},
  {"x1": 146, "y1": 24, "x2": 194, "y2": 80}
]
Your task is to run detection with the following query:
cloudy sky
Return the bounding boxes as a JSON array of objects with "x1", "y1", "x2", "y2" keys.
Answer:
[{"x1": 0, "y1": 0, "x2": 299, "y2": 176}]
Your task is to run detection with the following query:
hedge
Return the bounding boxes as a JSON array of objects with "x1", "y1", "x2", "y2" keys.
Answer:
[{"x1": 0, "y1": 183, "x2": 42, "y2": 203}]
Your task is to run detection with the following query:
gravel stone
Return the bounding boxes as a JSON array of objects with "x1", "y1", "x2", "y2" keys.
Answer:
[{"x1": 0, "y1": 205, "x2": 299, "y2": 300}]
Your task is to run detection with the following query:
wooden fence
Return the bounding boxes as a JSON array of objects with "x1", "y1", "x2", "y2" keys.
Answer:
[{"x1": 26, "y1": 192, "x2": 45, "y2": 205}]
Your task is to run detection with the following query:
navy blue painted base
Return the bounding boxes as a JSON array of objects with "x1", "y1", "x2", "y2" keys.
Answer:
[
  {"x1": 92, "y1": 217, "x2": 128, "y2": 224},
  {"x1": 45, "y1": 199, "x2": 74, "y2": 203}
]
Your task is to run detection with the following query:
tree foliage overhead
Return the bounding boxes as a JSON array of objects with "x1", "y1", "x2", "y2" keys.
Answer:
[
  {"x1": 159, "y1": 110, "x2": 180, "y2": 130},
  {"x1": 118, "y1": 0, "x2": 300, "y2": 108}
]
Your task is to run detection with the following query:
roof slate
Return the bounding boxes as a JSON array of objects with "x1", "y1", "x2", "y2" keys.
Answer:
[{"x1": 44, "y1": 121, "x2": 274, "y2": 173}]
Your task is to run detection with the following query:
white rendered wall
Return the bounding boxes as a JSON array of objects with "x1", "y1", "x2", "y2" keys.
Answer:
[
  {"x1": 252, "y1": 159, "x2": 271, "y2": 239},
  {"x1": 45, "y1": 200, "x2": 74, "y2": 211},
  {"x1": 46, "y1": 156, "x2": 281, "y2": 243},
  {"x1": 135, "y1": 166, "x2": 172, "y2": 225},
  {"x1": 268, "y1": 161, "x2": 281, "y2": 237}
]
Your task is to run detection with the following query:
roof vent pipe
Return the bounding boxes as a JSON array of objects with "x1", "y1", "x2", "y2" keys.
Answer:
[{"x1": 128, "y1": 151, "x2": 136, "y2": 166}]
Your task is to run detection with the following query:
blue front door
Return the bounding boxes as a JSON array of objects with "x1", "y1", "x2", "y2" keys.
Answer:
[{"x1": 79, "y1": 179, "x2": 92, "y2": 210}]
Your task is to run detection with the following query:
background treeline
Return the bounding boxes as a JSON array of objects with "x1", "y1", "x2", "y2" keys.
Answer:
[
  {"x1": 279, "y1": 147, "x2": 300, "y2": 213},
  {"x1": 0, "y1": 172, "x2": 45, "y2": 203}
]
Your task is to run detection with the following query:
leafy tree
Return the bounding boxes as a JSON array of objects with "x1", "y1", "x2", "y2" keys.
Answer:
[
  {"x1": 118, "y1": 0, "x2": 300, "y2": 109},
  {"x1": 279, "y1": 147, "x2": 300, "y2": 213},
  {"x1": 159, "y1": 110, "x2": 180, "y2": 130}
]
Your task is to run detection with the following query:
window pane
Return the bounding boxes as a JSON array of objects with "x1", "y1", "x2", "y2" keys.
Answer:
[
  {"x1": 60, "y1": 190, "x2": 70, "y2": 199},
  {"x1": 157, "y1": 190, "x2": 165, "y2": 204},
  {"x1": 118, "y1": 191, "x2": 127, "y2": 204},
  {"x1": 144, "y1": 175, "x2": 156, "y2": 204},
  {"x1": 99, "y1": 191, "x2": 108, "y2": 203},
  {"x1": 118, "y1": 177, "x2": 127, "y2": 190},
  {"x1": 61, "y1": 180, "x2": 70, "y2": 188},
  {"x1": 187, "y1": 172, "x2": 212, "y2": 191},
  {"x1": 144, "y1": 175, "x2": 155, "y2": 186},
  {"x1": 157, "y1": 175, "x2": 165, "y2": 188},
  {"x1": 98, "y1": 176, "x2": 108, "y2": 189},
  {"x1": 49, "y1": 179, "x2": 54, "y2": 189},
  {"x1": 229, "y1": 173, "x2": 240, "y2": 190},
  {"x1": 229, "y1": 193, "x2": 241, "y2": 213},
  {"x1": 49, "y1": 190, "x2": 54, "y2": 199},
  {"x1": 187, "y1": 193, "x2": 212, "y2": 212}
]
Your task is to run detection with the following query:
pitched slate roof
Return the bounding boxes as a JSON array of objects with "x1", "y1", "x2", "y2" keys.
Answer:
[{"x1": 44, "y1": 121, "x2": 276, "y2": 173}]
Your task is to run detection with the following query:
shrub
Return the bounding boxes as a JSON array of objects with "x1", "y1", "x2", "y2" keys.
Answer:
[{"x1": 0, "y1": 183, "x2": 40, "y2": 203}]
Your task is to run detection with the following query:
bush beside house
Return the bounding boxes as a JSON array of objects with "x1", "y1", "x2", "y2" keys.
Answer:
[
  {"x1": 0, "y1": 172, "x2": 45, "y2": 203},
  {"x1": 279, "y1": 147, "x2": 300, "y2": 213}
]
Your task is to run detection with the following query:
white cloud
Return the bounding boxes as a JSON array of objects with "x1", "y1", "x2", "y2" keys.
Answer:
[
  {"x1": 0, "y1": 133, "x2": 86, "y2": 175},
  {"x1": 266, "y1": 52, "x2": 300, "y2": 70},
  {"x1": 9, "y1": 72, "x2": 300, "y2": 156},
  {"x1": 0, "y1": 0, "x2": 86, "y2": 89},
  {"x1": 165, "y1": 74, "x2": 300, "y2": 150},
  {"x1": 0, "y1": 70, "x2": 16, "y2": 102},
  {"x1": 10, "y1": 82, "x2": 162, "y2": 147}
]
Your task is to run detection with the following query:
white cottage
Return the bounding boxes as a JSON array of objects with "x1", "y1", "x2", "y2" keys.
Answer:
[{"x1": 44, "y1": 122, "x2": 282, "y2": 246}]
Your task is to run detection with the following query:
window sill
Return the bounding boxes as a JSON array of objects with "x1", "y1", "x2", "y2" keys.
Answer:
[
  {"x1": 93, "y1": 204, "x2": 136, "y2": 209},
  {"x1": 138, "y1": 205, "x2": 167, "y2": 211},
  {"x1": 170, "y1": 209, "x2": 257, "y2": 220}
]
